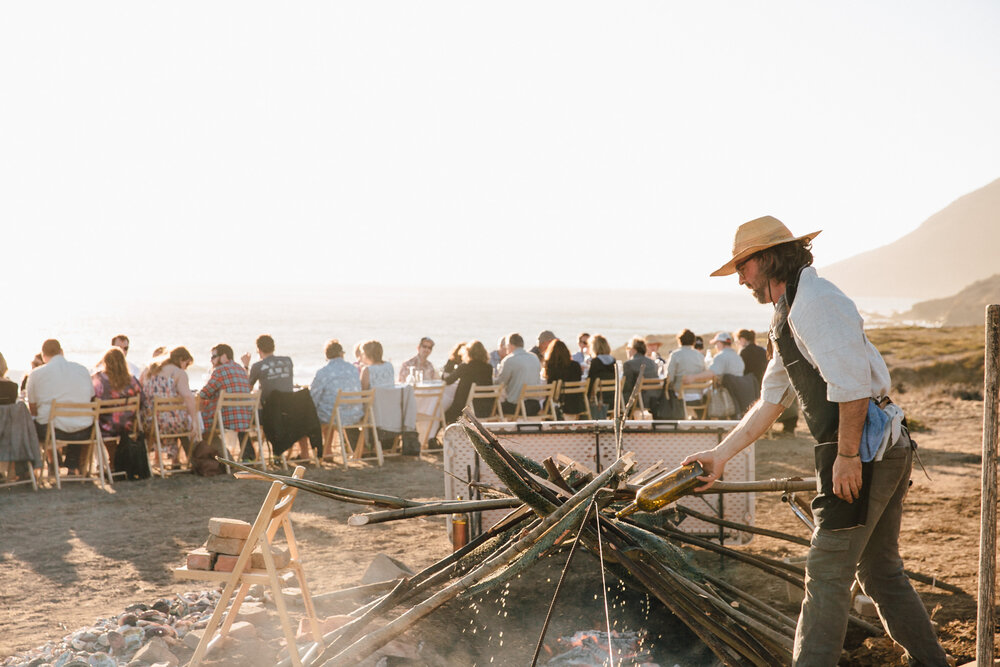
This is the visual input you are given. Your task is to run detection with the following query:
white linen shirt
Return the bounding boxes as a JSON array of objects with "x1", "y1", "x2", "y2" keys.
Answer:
[
  {"x1": 496, "y1": 348, "x2": 542, "y2": 403},
  {"x1": 708, "y1": 347, "x2": 745, "y2": 377},
  {"x1": 26, "y1": 354, "x2": 96, "y2": 430},
  {"x1": 762, "y1": 267, "x2": 891, "y2": 407}
]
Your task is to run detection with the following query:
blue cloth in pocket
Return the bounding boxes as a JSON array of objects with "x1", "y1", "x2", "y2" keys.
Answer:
[{"x1": 859, "y1": 399, "x2": 889, "y2": 463}]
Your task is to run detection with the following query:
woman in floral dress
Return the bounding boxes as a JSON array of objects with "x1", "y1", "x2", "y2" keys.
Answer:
[
  {"x1": 141, "y1": 346, "x2": 201, "y2": 465},
  {"x1": 92, "y1": 347, "x2": 143, "y2": 438}
]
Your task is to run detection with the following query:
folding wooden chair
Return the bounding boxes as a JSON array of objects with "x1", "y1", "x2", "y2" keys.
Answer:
[
  {"x1": 512, "y1": 384, "x2": 558, "y2": 422},
  {"x1": 631, "y1": 377, "x2": 667, "y2": 419},
  {"x1": 592, "y1": 377, "x2": 622, "y2": 417},
  {"x1": 279, "y1": 440, "x2": 320, "y2": 471},
  {"x1": 95, "y1": 395, "x2": 142, "y2": 481},
  {"x1": 413, "y1": 384, "x2": 446, "y2": 451},
  {"x1": 173, "y1": 466, "x2": 322, "y2": 667},
  {"x1": 681, "y1": 379, "x2": 713, "y2": 420},
  {"x1": 205, "y1": 391, "x2": 266, "y2": 471},
  {"x1": 322, "y1": 389, "x2": 380, "y2": 468},
  {"x1": 554, "y1": 379, "x2": 592, "y2": 420},
  {"x1": 44, "y1": 402, "x2": 108, "y2": 490},
  {"x1": 465, "y1": 383, "x2": 504, "y2": 422},
  {"x1": 150, "y1": 396, "x2": 200, "y2": 477}
]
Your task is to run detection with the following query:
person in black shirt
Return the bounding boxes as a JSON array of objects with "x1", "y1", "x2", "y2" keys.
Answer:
[
  {"x1": 736, "y1": 329, "x2": 767, "y2": 389},
  {"x1": 543, "y1": 339, "x2": 584, "y2": 416},
  {"x1": 444, "y1": 341, "x2": 494, "y2": 423}
]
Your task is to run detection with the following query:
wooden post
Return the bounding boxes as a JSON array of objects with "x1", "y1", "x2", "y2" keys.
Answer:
[{"x1": 977, "y1": 304, "x2": 1000, "y2": 666}]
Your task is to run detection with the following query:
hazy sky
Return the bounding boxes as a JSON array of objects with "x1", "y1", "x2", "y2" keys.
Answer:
[{"x1": 3, "y1": 1, "x2": 998, "y2": 294}]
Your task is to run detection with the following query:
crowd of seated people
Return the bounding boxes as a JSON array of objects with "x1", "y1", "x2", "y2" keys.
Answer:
[{"x1": 2, "y1": 325, "x2": 773, "y2": 480}]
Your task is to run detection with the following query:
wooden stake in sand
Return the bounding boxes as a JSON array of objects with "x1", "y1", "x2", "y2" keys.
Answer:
[{"x1": 977, "y1": 304, "x2": 1000, "y2": 666}]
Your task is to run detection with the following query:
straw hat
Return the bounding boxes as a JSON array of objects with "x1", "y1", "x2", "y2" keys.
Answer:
[{"x1": 710, "y1": 216, "x2": 821, "y2": 277}]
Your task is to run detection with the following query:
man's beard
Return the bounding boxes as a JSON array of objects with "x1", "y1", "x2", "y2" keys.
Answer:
[{"x1": 750, "y1": 283, "x2": 770, "y2": 304}]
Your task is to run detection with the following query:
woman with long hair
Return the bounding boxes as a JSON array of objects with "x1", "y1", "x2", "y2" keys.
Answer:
[
  {"x1": 92, "y1": 347, "x2": 143, "y2": 438},
  {"x1": 444, "y1": 340, "x2": 493, "y2": 423},
  {"x1": 140, "y1": 346, "x2": 201, "y2": 464},
  {"x1": 586, "y1": 334, "x2": 618, "y2": 406},
  {"x1": 441, "y1": 341, "x2": 466, "y2": 379},
  {"x1": 360, "y1": 340, "x2": 395, "y2": 390},
  {"x1": 543, "y1": 339, "x2": 585, "y2": 416}
]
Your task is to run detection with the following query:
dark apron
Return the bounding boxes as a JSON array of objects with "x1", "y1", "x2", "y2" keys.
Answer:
[{"x1": 770, "y1": 272, "x2": 873, "y2": 530}]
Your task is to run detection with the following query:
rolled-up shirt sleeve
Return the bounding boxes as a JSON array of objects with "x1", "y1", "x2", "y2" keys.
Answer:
[{"x1": 761, "y1": 349, "x2": 794, "y2": 407}]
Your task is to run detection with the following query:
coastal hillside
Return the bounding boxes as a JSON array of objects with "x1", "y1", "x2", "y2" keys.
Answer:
[
  {"x1": 901, "y1": 274, "x2": 1000, "y2": 326},
  {"x1": 821, "y1": 177, "x2": 1000, "y2": 299}
]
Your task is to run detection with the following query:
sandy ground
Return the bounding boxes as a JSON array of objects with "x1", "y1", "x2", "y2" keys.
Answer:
[{"x1": 0, "y1": 386, "x2": 989, "y2": 664}]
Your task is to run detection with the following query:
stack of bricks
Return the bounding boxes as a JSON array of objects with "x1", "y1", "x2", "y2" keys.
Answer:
[{"x1": 185, "y1": 517, "x2": 290, "y2": 572}]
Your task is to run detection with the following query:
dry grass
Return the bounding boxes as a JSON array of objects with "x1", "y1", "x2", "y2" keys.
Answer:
[{"x1": 867, "y1": 326, "x2": 985, "y2": 391}]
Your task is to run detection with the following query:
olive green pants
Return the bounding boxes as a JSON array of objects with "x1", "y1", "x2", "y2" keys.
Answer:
[{"x1": 793, "y1": 436, "x2": 948, "y2": 667}]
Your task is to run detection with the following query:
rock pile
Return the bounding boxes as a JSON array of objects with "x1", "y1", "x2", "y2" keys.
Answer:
[{"x1": 1, "y1": 590, "x2": 222, "y2": 667}]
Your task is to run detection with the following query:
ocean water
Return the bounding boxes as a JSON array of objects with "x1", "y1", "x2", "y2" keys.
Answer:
[{"x1": 2, "y1": 285, "x2": 912, "y2": 387}]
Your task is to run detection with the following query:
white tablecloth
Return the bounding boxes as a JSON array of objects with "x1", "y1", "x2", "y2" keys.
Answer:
[{"x1": 373, "y1": 385, "x2": 417, "y2": 432}]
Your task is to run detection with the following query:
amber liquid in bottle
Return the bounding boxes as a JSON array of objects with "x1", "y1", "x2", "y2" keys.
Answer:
[{"x1": 616, "y1": 461, "x2": 705, "y2": 518}]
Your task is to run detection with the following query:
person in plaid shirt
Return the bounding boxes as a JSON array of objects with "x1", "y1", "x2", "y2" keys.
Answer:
[{"x1": 197, "y1": 344, "x2": 253, "y2": 456}]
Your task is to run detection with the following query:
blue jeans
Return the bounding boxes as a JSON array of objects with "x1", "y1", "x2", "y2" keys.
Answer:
[{"x1": 793, "y1": 434, "x2": 948, "y2": 666}]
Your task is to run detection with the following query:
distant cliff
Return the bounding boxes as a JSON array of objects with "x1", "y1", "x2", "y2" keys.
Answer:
[
  {"x1": 902, "y1": 273, "x2": 1000, "y2": 326},
  {"x1": 821, "y1": 177, "x2": 1000, "y2": 299}
]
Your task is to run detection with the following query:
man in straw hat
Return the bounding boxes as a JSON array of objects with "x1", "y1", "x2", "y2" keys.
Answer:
[{"x1": 683, "y1": 216, "x2": 948, "y2": 666}]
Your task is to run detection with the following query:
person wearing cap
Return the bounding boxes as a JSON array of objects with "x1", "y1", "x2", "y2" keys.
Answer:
[
  {"x1": 685, "y1": 331, "x2": 745, "y2": 383},
  {"x1": 682, "y1": 216, "x2": 948, "y2": 666}
]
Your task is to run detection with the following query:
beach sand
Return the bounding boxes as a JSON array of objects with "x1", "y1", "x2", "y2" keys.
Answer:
[{"x1": 0, "y1": 385, "x2": 988, "y2": 664}]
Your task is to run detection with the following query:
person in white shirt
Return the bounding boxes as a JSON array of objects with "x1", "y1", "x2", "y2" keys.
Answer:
[
  {"x1": 684, "y1": 331, "x2": 745, "y2": 383},
  {"x1": 26, "y1": 339, "x2": 96, "y2": 474},
  {"x1": 682, "y1": 215, "x2": 948, "y2": 667},
  {"x1": 666, "y1": 329, "x2": 706, "y2": 401},
  {"x1": 495, "y1": 333, "x2": 542, "y2": 416}
]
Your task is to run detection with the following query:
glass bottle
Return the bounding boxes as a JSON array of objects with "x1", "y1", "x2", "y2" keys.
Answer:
[{"x1": 616, "y1": 461, "x2": 705, "y2": 518}]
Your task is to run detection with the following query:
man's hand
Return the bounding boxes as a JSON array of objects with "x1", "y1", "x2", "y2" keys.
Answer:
[
  {"x1": 834, "y1": 397, "x2": 869, "y2": 503},
  {"x1": 681, "y1": 449, "x2": 728, "y2": 492},
  {"x1": 240, "y1": 352, "x2": 251, "y2": 368},
  {"x1": 832, "y1": 454, "x2": 862, "y2": 503}
]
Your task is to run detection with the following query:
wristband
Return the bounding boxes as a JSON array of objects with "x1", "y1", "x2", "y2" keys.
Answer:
[{"x1": 837, "y1": 452, "x2": 860, "y2": 459}]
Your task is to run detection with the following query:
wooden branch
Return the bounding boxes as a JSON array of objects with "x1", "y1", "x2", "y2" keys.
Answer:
[
  {"x1": 347, "y1": 498, "x2": 523, "y2": 525},
  {"x1": 542, "y1": 457, "x2": 575, "y2": 495},
  {"x1": 222, "y1": 459, "x2": 422, "y2": 508},
  {"x1": 693, "y1": 478, "x2": 817, "y2": 494},
  {"x1": 676, "y1": 505, "x2": 811, "y2": 547},
  {"x1": 978, "y1": 303, "x2": 1000, "y2": 666}
]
